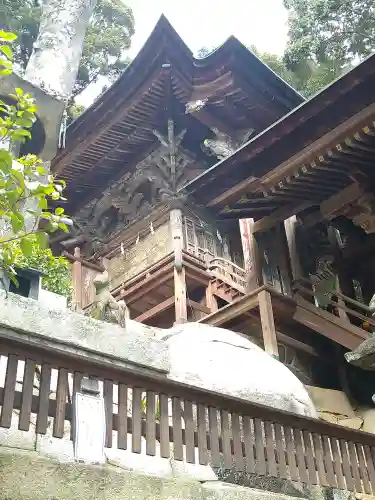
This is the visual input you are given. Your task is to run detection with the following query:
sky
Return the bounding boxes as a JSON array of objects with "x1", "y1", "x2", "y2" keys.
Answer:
[{"x1": 78, "y1": 0, "x2": 289, "y2": 105}]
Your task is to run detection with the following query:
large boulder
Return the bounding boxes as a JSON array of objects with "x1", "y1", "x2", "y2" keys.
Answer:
[{"x1": 161, "y1": 323, "x2": 316, "y2": 418}]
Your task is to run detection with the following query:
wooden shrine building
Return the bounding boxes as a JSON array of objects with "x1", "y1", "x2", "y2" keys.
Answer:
[{"x1": 51, "y1": 16, "x2": 375, "y2": 402}]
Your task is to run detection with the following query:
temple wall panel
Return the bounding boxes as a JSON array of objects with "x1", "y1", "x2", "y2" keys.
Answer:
[{"x1": 108, "y1": 222, "x2": 171, "y2": 290}]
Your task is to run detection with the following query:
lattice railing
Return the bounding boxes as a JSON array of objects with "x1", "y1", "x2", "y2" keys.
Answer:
[
  {"x1": 1, "y1": 338, "x2": 375, "y2": 493},
  {"x1": 208, "y1": 258, "x2": 247, "y2": 292}
]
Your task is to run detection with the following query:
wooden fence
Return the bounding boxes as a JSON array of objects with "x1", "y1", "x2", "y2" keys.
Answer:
[{"x1": 1, "y1": 337, "x2": 375, "y2": 494}]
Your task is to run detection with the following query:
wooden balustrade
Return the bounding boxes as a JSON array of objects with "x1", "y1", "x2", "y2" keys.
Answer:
[
  {"x1": 208, "y1": 258, "x2": 247, "y2": 291},
  {"x1": 293, "y1": 277, "x2": 375, "y2": 331},
  {"x1": 1, "y1": 337, "x2": 375, "y2": 493}
]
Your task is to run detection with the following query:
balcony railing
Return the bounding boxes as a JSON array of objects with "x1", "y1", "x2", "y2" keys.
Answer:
[
  {"x1": 1, "y1": 333, "x2": 375, "y2": 494},
  {"x1": 208, "y1": 258, "x2": 247, "y2": 292}
]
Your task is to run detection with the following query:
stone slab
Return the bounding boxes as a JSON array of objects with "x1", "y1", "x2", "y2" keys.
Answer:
[
  {"x1": 0, "y1": 447, "x2": 313, "y2": 500},
  {"x1": 0, "y1": 291, "x2": 169, "y2": 374}
]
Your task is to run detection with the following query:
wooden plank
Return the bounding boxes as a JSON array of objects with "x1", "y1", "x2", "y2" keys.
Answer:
[
  {"x1": 284, "y1": 426, "x2": 299, "y2": 481},
  {"x1": 221, "y1": 410, "x2": 232, "y2": 469},
  {"x1": 197, "y1": 404, "x2": 208, "y2": 465},
  {"x1": 254, "y1": 418, "x2": 266, "y2": 475},
  {"x1": 303, "y1": 430, "x2": 318, "y2": 485},
  {"x1": 53, "y1": 368, "x2": 68, "y2": 439},
  {"x1": 347, "y1": 441, "x2": 362, "y2": 491},
  {"x1": 232, "y1": 413, "x2": 244, "y2": 471},
  {"x1": 184, "y1": 400, "x2": 195, "y2": 464},
  {"x1": 189, "y1": 300, "x2": 211, "y2": 315},
  {"x1": 103, "y1": 379, "x2": 113, "y2": 448},
  {"x1": 364, "y1": 445, "x2": 375, "y2": 493},
  {"x1": 274, "y1": 423, "x2": 287, "y2": 479},
  {"x1": 146, "y1": 390, "x2": 156, "y2": 456},
  {"x1": 243, "y1": 416, "x2": 255, "y2": 474},
  {"x1": 208, "y1": 407, "x2": 221, "y2": 467},
  {"x1": 205, "y1": 283, "x2": 218, "y2": 313},
  {"x1": 252, "y1": 202, "x2": 311, "y2": 234},
  {"x1": 19, "y1": 359, "x2": 36, "y2": 431},
  {"x1": 322, "y1": 436, "x2": 337, "y2": 488},
  {"x1": 132, "y1": 388, "x2": 142, "y2": 454},
  {"x1": 294, "y1": 428, "x2": 308, "y2": 484},
  {"x1": 135, "y1": 296, "x2": 175, "y2": 323},
  {"x1": 117, "y1": 383, "x2": 128, "y2": 450},
  {"x1": 339, "y1": 439, "x2": 355, "y2": 491},
  {"x1": 172, "y1": 397, "x2": 183, "y2": 461},
  {"x1": 71, "y1": 247, "x2": 83, "y2": 312},
  {"x1": 284, "y1": 215, "x2": 303, "y2": 281},
  {"x1": 356, "y1": 443, "x2": 371, "y2": 494},
  {"x1": 258, "y1": 290, "x2": 279, "y2": 358},
  {"x1": 159, "y1": 394, "x2": 170, "y2": 458},
  {"x1": 312, "y1": 433, "x2": 329, "y2": 486},
  {"x1": 0, "y1": 354, "x2": 18, "y2": 428},
  {"x1": 264, "y1": 421, "x2": 277, "y2": 477},
  {"x1": 174, "y1": 267, "x2": 187, "y2": 324},
  {"x1": 36, "y1": 363, "x2": 52, "y2": 435},
  {"x1": 331, "y1": 437, "x2": 346, "y2": 490}
]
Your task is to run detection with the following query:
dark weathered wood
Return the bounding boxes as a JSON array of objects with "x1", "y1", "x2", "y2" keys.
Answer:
[
  {"x1": 258, "y1": 290, "x2": 279, "y2": 358},
  {"x1": 264, "y1": 421, "x2": 277, "y2": 477},
  {"x1": 53, "y1": 368, "x2": 69, "y2": 439},
  {"x1": 132, "y1": 388, "x2": 142, "y2": 454},
  {"x1": 19, "y1": 359, "x2": 36, "y2": 432},
  {"x1": 243, "y1": 416, "x2": 255, "y2": 474},
  {"x1": 356, "y1": 443, "x2": 371, "y2": 494},
  {"x1": 312, "y1": 433, "x2": 329, "y2": 486},
  {"x1": 303, "y1": 430, "x2": 318, "y2": 485},
  {"x1": 184, "y1": 400, "x2": 195, "y2": 464},
  {"x1": 331, "y1": 437, "x2": 346, "y2": 490},
  {"x1": 347, "y1": 441, "x2": 362, "y2": 491},
  {"x1": 135, "y1": 297, "x2": 175, "y2": 323},
  {"x1": 103, "y1": 379, "x2": 113, "y2": 448},
  {"x1": 208, "y1": 407, "x2": 221, "y2": 467},
  {"x1": 322, "y1": 436, "x2": 337, "y2": 488},
  {"x1": 294, "y1": 428, "x2": 308, "y2": 483},
  {"x1": 274, "y1": 423, "x2": 287, "y2": 479},
  {"x1": 36, "y1": 363, "x2": 52, "y2": 435},
  {"x1": 221, "y1": 410, "x2": 232, "y2": 469},
  {"x1": 0, "y1": 354, "x2": 18, "y2": 428},
  {"x1": 197, "y1": 404, "x2": 208, "y2": 465},
  {"x1": 340, "y1": 439, "x2": 354, "y2": 491},
  {"x1": 145, "y1": 390, "x2": 156, "y2": 456},
  {"x1": 284, "y1": 426, "x2": 299, "y2": 481},
  {"x1": 117, "y1": 383, "x2": 128, "y2": 450},
  {"x1": 159, "y1": 394, "x2": 170, "y2": 458},
  {"x1": 254, "y1": 418, "x2": 266, "y2": 475},
  {"x1": 364, "y1": 445, "x2": 375, "y2": 492},
  {"x1": 232, "y1": 413, "x2": 244, "y2": 471},
  {"x1": 172, "y1": 397, "x2": 183, "y2": 461}
]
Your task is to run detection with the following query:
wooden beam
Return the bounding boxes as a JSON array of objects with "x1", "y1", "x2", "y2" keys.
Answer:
[
  {"x1": 170, "y1": 208, "x2": 187, "y2": 324},
  {"x1": 62, "y1": 251, "x2": 104, "y2": 272},
  {"x1": 284, "y1": 215, "x2": 303, "y2": 281},
  {"x1": 71, "y1": 247, "x2": 83, "y2": 312},
  {"x1": 258, "y1": 289, "x2": 279, "y2": 359},
  {"x1": 188, "y1": 300, "x2": 211, "y2": 315},
  {"x1": 252, "y1": 202, "x2": 311, "y2": 233},
  {"x1": 135, "y1": 296, "x2": 175, "y2": 323},
  {"x1": 205, "y1": 282, "x2": 218, "y2": 313},
  {"x1": 239, "y1": 218, "x2": 263, "y2": 291},
  {"x1": 320, "y1": 182, "x2": 362, "y2": 220},
  {"x1": 199, "y1": 287, "x2": 265, "y2": 326}
]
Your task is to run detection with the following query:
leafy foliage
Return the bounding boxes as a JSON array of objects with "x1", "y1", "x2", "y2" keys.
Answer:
[
  {"x1": 1, "y1": 0, "x2": 135, "y2": 96},
  {"x1": 283, "y1": 0, "x2": 375, "y2": 66},
  {"x1": 0, "y1": 30, "x2": 71, "y2": 283},
  {"x1": 12, "y1": 243, "x2": 71, "y2": 297}
]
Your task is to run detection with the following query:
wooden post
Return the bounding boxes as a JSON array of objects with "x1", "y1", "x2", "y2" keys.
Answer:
[
  {"x1": 239, "y1": 218, "x2": 262, "y2": 292},
  {"x1": 258, "y1": 289, "x2": 279, "y2": 359},
  {"x1": 170, "y1": 209, "x2": 187, "y2": 324},
  {"x1": 206, "y1": 282, "x2": 218, "y2": 314},
  {"x1": 275, "y1": 224, "x2": 293, "y2": 296},
  {"x1": 71, "y1": 247, "x2": 83, "y2": 312},
  {"x1": 284, "y1": 216, "x2": 303, "y2": 282}
]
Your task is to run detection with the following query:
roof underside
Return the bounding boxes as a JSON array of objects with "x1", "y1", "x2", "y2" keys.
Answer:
[
  {"x1": 184, "y1": 53, "x2": 375, "y2": 225},
  {"x1": 51, "y1": 15, "x2": 303, "y2": 215}
]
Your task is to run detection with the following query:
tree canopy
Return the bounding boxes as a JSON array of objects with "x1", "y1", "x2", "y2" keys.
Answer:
[{"x1": 1, "y1": 0, "x2": 135, "y2": 96}]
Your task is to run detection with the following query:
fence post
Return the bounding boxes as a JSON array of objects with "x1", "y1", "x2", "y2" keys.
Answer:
[{"x1": 73, "y1": 376, "x2": 106, "y2": 464}]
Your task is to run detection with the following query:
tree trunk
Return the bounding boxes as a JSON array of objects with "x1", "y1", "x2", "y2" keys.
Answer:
[{"x1": 24, "y1": 0, "x2": 97, "y2": 102}]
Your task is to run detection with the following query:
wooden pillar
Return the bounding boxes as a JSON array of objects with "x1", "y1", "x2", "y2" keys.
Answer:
[
  {"x1": 205, "y1": 282, "x2": 218, "y2": 313},
  {"x1": 239, "y1": 218, "x2": 262, "y2": 292},
  {"x1": 71, "y1": 247, "x2": 82, "y2": 312},
  {"x1": 258, "y1": 289, "x2": 279, "y2": 359},
  {"x1": 284, "y1": 215, "x2": 303, "y2": 282},
  {"x1": 170, "y1": 208, "x2": 187, "y2": 324},
  {"x1": 275, "y1": 224, "x2": 293, "y2": 296}
]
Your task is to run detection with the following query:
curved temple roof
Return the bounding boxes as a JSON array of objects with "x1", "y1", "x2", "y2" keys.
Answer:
[{"x1": 51, "y1": 15, "x2": 303, "y2": 215}]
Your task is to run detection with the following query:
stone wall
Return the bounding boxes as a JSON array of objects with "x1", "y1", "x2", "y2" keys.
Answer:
[{"x1": 108, "y1": 222, "x2": 171, "y2": 290}]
